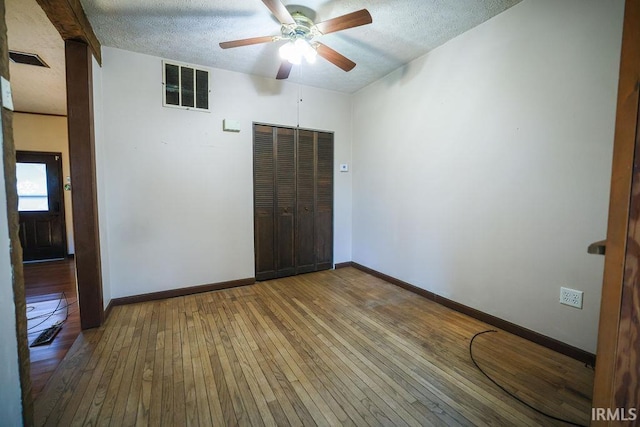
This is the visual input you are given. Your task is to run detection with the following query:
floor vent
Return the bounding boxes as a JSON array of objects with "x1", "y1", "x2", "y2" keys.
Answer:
[{"x1": 9, "y1": 50, "x2": 49, "y2": 68}]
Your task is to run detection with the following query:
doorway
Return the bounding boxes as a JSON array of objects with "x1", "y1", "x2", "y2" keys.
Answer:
[
  {"x1": 6, "y1": 1, "x2": 104, "y2": 417},
  {"x1": 16, "y1": 151, "x2": 67, "y2": 261}
]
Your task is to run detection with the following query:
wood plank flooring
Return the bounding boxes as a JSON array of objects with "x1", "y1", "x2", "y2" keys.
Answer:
[
  {"x1": 34, "y1": 267, "x2": 594, "y2": 426},
  {"x1": 24, "y1": 258, "x2": 80, "y2": 397}
]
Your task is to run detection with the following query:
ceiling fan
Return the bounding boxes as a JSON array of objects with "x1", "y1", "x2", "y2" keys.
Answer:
[{"x1": 219, "y1": 0, "x2": 372, "y2": 80}]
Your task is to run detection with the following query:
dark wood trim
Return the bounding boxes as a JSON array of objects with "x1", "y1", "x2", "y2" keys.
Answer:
[
  {"x1": 14, "y1": 111, "x2": 67, "y2": 118},
  {"x1": 350, "y1": 262, "x2": 596, "y2": 366},
  {"x1": 65, "y1": 40, "x2": 103, "y2": 329},
  {"x1": 592, "y1": 0, "x2": 640, "y2": 419},
  {"x1": 110, "y1": 277, "x2": 256, "y2": 306},
  {"x1": 334, "y1": 261, "x2": 354, "y2": 269},
  {"x1": 35, "y1": 0, "x2": 102, "y2": 64},
  {"x1": 0, "y1": 1, "x2": 33, "y2": 423},
  {"x1": 16, "y1": 149, "x2": 62, "y2": 157}
]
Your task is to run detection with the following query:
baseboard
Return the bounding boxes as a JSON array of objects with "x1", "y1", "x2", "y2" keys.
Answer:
[
  {"x1": 103, "y1": 300, "x2": 113, "y2": 322},
  {"x1": 349, "y1": 262, "x2": 596, "y2": 366},
  {"x1": 110, "y1": 277, "x2": 256, "y2": 307},
  {"x1": 334, "y1": 261, "x2": 354, "y2": 269}
]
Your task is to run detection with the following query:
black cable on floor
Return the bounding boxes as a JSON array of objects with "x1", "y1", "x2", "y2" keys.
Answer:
[
  {"x1": 27, "y1": 292, "x2": 74, "y2": 332},
  {"x1": 62, "y1": 291, "x2": 70, "y2": 324},
  {"x1": 469, "y1": 330, "x2": 588, "y2": 427},
  {"x1": 27, "y1": 295, "x2": 63, "y2": 331},
  {"x1": 28, "y1": 306, "x2": 78, "y2": 335}
]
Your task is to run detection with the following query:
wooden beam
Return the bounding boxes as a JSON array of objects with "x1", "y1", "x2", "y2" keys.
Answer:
[
  {"x1": 65, "y1": 39, "x2": 104, "y2": 329},
  {"x1": 35, "y1": 0, "x2": 101, "y2": 65},
  {"x1": 0, "y1": 1, "x2": 33, "y2": 424},
  {"x1": 592, "y1": 0, "x2": 640, "y2": 422}
]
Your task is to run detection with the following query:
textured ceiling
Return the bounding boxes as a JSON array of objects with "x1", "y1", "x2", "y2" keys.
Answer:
[
  {"x1": 6, "y1": 0, "x2": 66, "y2": 115},
  {"x1": 6, "y1": 0, "x2": 523, "y2": 115},
  {"x1": 80, "y1": 0, "x2": 522, "y2": 94}
]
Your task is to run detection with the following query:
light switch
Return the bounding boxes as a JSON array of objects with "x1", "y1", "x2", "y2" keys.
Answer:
[
  {"x1": 223, "y1": 119, "x2": 241, "y2": 132},
  {"x1": 340, "y1": 164, "x2": 349, "y2": 172},
  {"x1": 1, "y1": 77, "x2": 14, "y2": 111}
]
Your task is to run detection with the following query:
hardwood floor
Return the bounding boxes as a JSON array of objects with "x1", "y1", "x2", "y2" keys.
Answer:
[
  {"x1": 24, "y1": 258, "x2": 80, "y2": 397},
  {"x1": 34, "y1": 267, "x2": 593, "y2": 426}
]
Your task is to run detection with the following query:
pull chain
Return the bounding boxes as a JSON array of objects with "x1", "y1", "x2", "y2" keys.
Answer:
[{"x1": 297, "y1": 65, "x2": 302, "y2": 128}]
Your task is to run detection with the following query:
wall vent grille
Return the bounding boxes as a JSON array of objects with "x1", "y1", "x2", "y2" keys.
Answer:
[
  {"x1": 163, "y1": 60, "x2": 210, "y2": 112},
  {"x1": 9, "y1": 51, "x2": 49, "y2": 68}
]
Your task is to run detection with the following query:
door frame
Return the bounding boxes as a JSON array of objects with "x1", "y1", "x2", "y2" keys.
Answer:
[
  {"x1": 65, "y1": 39, "x2": 104, "y2": 330},
  {"x1": 0, "y1": 0, "x2": 104, "y2": 423},
  {"x1": 592, "y1": 0, "x2": 640, "y2": 421}
]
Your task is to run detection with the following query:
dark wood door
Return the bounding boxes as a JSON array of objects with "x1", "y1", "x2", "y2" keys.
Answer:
[
  {"x1": 254, "y1": 125, "x2": 276, "y2": 281},
  {"x1": 253, "y1": 124, "x2": 333, "y2": 281},
  {"x1": 296, "y1": 130, "x2": 316, "y2": 274},
  {"x1": 17, "y1": 151, "x2": 67, "y2": 261},
  {"x1": 275, "y1": 127, "x2": 296, "y2": 277},
  {"x1": 316, "y1": 132, "x2": 334, "y2": 270}
]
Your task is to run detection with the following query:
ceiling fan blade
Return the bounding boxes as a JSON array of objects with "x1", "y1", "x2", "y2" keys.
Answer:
[
  {"x1": 276, "y1": 61, "x2": 293, "y2": 80},
  {"x1": 261, "y1": 0, "x2": 295, "y2": 24},
  {"x1": 219, "y1": 35, "x2": 278, "y2": 49},
  {"x1": 316, "y1": 43, "x2": 356, "y2": 72},
  {"x1": 314, "y1": 9, "x2": 372, "y2": 35}
]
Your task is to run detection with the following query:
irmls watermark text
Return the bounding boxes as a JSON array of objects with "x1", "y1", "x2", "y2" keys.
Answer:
[{"x1": 592, "y1": 407, "x2": 638, "y2": 422}]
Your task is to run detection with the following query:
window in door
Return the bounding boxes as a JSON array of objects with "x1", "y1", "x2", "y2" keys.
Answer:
[{"x1": 16, "y1": 162, "x2": 49, "y2": 211}]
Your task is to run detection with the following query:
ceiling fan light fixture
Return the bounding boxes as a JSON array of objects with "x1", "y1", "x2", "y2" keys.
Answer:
[
  {"x1": 279, "y1": 41, "x2": 298, "y2": 64},
  {"x1": 279, "y1": 39, "x2": 317, "y2": 65},
  {"x1": 219, "y1": 1, "x2": 371, "y2": 79},
  {"x1": 303, "y1": 42, "x2": 318, "y2": 64}
]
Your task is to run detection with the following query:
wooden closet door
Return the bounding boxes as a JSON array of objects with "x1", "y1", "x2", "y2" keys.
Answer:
[
  {"x1": 253, "y1": 124, "x2": 333, "y2": 280},
  {"x1": 316, "y1": 132, "x2": 334, "y2": 270},
  {"x1": 253, "y1": 125, "x2": 276, "y2": 281},
  {"x1": 296, "y1": 130, "x2": 316, "y2": 273},
  {"x1": 275, "y1": 127, "x2": 296, "y2": 277}
]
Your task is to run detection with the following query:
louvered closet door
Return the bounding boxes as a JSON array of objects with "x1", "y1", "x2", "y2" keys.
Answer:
[
  {"x1": 316, "y1": 132, "x2": 334, "y2": 270},
  {"x1": 254, "y1": 125, "x2": 276, "y2": 281},
  {"x1": 253, "y1": 124, "x2": 333, "y2": 281},
  {"x1": 296, "y1": 130, "x2": 316, "y2": 274},
  {"x1": 275, "y1": 127, "x2": 296, "y2": 277}
]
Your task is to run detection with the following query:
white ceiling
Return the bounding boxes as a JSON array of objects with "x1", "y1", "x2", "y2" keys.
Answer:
[
  {"x1": 81, "y1": 0, "x2": 522, "y2": 93},
  {"x1": 6, "y1": 0, "x2": 522, "y2": 115},
  {"x1": 6, "y1": 0, "x2": 66, "y2": 115}
]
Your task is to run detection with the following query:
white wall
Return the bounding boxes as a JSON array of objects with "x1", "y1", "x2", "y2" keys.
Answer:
[
  {"x1": 93, "y1": 55, "x2": 111, "y2": 309},
  {"x1": 98, "y1": 47, "x2": 352, "y2": 299},
  {"x1": 13, "y1": 113, "x2": 74, "y2": 254},
  {"x1": 0, "y1": 115, "x2": 24, "y2": 422},
  {"x1": 351, "y1": 0, "x2": 623, "y2": 352}
]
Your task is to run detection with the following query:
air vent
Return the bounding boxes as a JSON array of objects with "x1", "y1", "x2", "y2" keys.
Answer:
[
  {"x1": 9, "y1": 51, "x2": 49, "y2": 68},
  {"x1": 162, "y1": 60, "x2": 210, "y2": 112}
]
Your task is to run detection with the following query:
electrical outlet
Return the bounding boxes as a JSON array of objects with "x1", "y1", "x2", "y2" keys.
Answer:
[{"x1": 560, "y1": 287, "x2": 583, "y2": 309}]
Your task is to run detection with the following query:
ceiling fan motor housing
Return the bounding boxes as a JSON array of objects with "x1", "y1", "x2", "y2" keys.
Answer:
[{"x1": 281, "y1": 13, "x2": 319, "y2": 41}]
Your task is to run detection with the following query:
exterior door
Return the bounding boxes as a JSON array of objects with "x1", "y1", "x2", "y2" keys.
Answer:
[{"x1": 16, "y1": 151, "x2": 67, "y2": 261}]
